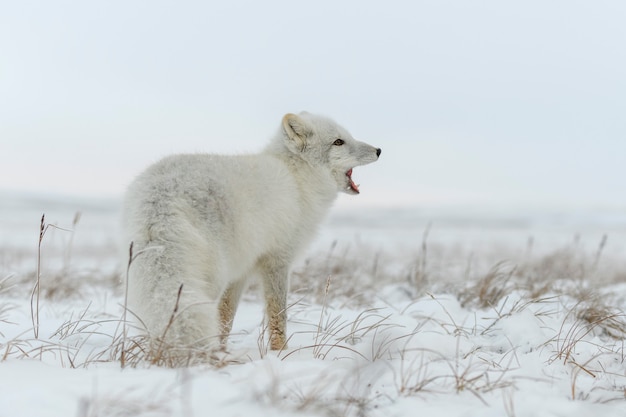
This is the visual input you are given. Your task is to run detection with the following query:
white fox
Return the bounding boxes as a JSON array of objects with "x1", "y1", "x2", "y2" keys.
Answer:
[{"x1": 122, "y1": 112, "x2": 381, "y2": 362}]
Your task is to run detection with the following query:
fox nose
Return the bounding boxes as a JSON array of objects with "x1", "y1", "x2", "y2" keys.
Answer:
[{"x1": 376, "y1": 148, "x2": 382, "y2": 157}]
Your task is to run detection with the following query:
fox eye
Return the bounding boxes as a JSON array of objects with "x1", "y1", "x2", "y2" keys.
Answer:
[{"x1": 333, "y1": 139, "x2": 344, "y2": 146}]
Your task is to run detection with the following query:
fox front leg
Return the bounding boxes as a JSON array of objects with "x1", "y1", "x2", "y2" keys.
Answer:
[{"x1": 259, "y1": 257, "x2": 289, "y2": 350}]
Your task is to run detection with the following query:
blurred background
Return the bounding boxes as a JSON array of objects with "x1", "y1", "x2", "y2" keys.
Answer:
[
  {"x1": 2, "y1": 1, "x2": 626, "y2": 276},
  {"x1": 1, "y1": 0, "x2": 625, "y2": 211}
]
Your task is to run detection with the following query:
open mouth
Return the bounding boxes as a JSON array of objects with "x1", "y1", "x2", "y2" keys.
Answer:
[{"x1": 346, "y1": 168, "x2": 360, "y2": 193}]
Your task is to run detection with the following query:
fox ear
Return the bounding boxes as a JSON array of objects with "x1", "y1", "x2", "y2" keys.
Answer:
[{"x1": 282, "y1": 113, "x2": 310, "y2": 151}]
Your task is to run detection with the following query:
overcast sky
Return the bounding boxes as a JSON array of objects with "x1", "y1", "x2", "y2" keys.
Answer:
[{"x1": 1, "y1": 1, "x2": 625, "y2": 209}]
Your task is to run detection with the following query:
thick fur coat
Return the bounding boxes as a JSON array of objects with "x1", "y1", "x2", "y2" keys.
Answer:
[{"x1": 122, "y1": 112, "x2": 380, "y2": 361}]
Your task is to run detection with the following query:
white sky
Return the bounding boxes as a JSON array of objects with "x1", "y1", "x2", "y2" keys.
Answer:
[{"x1": 1, "y1": 1, "x2": 625, "y2": 209}]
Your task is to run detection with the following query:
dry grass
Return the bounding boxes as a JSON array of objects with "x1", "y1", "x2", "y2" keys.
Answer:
[
  {"x1": 290, "y1": 241, "x2": 391, "y2": 306},
  {"x1": 459, "y1": 261, "x2": 517, "y2": 309},
  {"x1": 2, "y1": 212, "x2": 626, "y2": 416}
]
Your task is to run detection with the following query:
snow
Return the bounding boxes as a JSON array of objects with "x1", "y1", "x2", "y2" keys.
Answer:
[{"x1": 1, "y1": 194, "x2": 625, "y2": 416}]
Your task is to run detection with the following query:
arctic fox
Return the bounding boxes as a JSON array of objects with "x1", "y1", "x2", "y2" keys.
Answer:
[{"x1": 122, "y1": 112, "x2": 381, "y2": 361}]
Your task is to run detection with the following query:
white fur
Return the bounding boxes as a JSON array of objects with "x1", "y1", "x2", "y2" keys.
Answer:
[{"x1": 122, "y1": 112, "x2": 380, "y2": 359}]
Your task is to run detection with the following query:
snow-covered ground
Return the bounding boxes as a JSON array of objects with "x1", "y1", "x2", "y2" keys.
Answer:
[{"x1": 1, "y1": 193, "x2": 626, "y2": 417}]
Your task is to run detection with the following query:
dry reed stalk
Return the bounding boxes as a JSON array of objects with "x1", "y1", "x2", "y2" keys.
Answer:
[{"x1": 30, "y1": 214, "x2": 46, "y2": 339}]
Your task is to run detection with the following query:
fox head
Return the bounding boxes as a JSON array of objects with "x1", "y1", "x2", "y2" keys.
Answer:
[{"x1": 278, "y1": 112, "x2": 381, "y2": 195}]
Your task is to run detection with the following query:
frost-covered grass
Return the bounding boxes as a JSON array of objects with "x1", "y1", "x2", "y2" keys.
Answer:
[{"x1": 1, "y1": 201, "x2": 626, "y2": 416}]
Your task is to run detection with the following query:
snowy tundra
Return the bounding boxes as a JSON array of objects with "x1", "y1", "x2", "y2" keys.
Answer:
[{"x1": 122, "y1": 112, "x2": 381, "y2": 361}]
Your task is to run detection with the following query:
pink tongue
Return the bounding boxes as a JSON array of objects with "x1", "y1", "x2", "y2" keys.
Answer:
[{"x1": 347, "y1": 169, "x2": 359, "y2": 192}]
